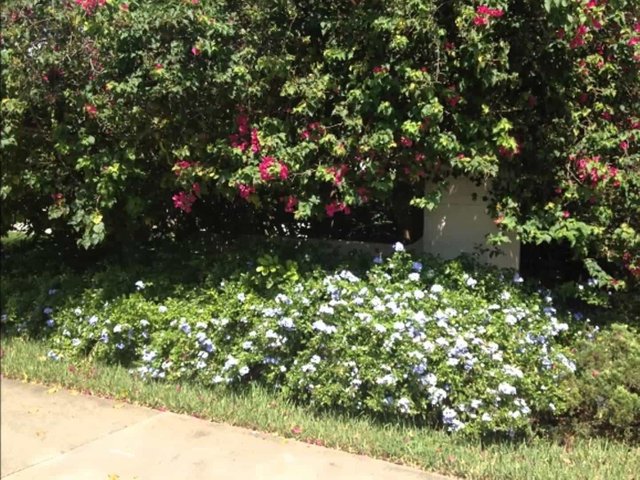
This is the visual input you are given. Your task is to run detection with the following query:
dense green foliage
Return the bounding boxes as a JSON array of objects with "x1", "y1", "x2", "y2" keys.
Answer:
[
  {"x1": 1, "y1": 0, "x2": 639, "y2": 292},
  {"x1": 3, "y1": 235, "x2": 637, "y2": 440}
]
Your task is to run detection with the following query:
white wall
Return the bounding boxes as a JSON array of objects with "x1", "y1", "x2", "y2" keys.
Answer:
[{"x1": 421, "y1": 178, "x2": 520, "y2": 270}]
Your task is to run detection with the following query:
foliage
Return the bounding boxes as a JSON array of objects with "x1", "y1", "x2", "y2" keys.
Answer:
[
  {"x1": 1, "y1": 1, "x2": 638, "y2": 289},
  {"x1": 562, "y1": 323, "x2": 640, "y2": 440},
  {"x1": 2, "y1": 239, "x2": 595, "y2": 438}
]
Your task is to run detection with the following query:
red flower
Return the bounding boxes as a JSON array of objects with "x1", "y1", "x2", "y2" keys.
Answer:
[
  {"x1": 259, "y1": 156, "x2": 275, "y2": 181},
  {"x1": 473, "y1": 15, "x2": 488, "y2": 26},
  {"x1": 172, "y1": 191, "x2": 196, "y2": 213},
  {"x1": 448, "y1": 95, "x2": 461, "y2": 107},
  {"x1": 84, "y1": 103, "x2": 98, "y2": 118},
  {"x1": 601, "y1": 111, "x2": 613, "y2": 121},
  {"x1": 191, "y1": 46, "x2": 201, "y2": 56},
  {"x1": 586, "y1": 0, "x2": 597, "y2": 8},
  {"x1": 372, "y1": 66, "x2": 386, "y2": 74},
  {"x1": 562, "y1": 210, "x2": 570, "y2": 219},
  {"x1": 175, "y1": 160, "x2": 192, "y2": 170},
  {"x1": 251, "y1": 128, "x2": 261, "y2": 154},
  {"x1": 400, "y1": 136, "x2": 413, "y2": 148},
  {"x1": 237, "y1": 184, "x2": 255, "y2": 200},
  {"x1": 284, "y1": 195, "x2": 298, "y2": 213},
  {"x1": 325, "y1": 201, "x2": 350, "y2": 217},
  {"x1": 279, "y1": 162, "x2": 289, "y2": 180}
]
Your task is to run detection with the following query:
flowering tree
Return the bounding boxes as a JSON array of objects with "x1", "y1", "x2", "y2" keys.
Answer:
[{"x1": 1, "y1": 0, "x2": 638, "y2": 291}]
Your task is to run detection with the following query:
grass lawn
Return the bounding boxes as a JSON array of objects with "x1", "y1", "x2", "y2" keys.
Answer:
[{"x1": 1, "y1": 336, "x2": 638, "y2": 480}]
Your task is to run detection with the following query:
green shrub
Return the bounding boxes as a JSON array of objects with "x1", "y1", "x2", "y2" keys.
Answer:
[
  {"x1": 3, "y1": 244, "x2": 589, "y2": 438},
  {"x1": 563, "y1": 323, "x2": 640, "y2": 440}
]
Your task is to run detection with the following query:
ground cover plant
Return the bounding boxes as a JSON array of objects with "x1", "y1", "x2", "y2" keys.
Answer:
[{"x1": 2, "y1": 234, "x2": 637, "y2": 443}]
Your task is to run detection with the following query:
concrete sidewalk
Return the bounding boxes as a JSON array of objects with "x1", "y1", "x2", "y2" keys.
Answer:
[{"x1": 1, "y1": 378, "x2": 447, "y2": 480}]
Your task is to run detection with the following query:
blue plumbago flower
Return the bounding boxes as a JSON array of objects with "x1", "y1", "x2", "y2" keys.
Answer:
[
  {"x1": 481, "y1": 413, "x2": 492, "y2": 422},
  {"x1": 116, "y1": 342, "x2": 125, "y2": 350},
  {"x1": 237, "y1": 292, "x2": 246, "y2": 302},
  {"x1": 197, "y1": 351, "x2": 209, "y2": 360},
  {"x1": 465, "y1": 275, "x2": 478, "y2": 288},
  {"x1": 411, "y1": 261, "x2": 423, "y2": 272},
  {"x1": 470, "y1": 399, "x2": 483, "y2": 409},
  {"x1": 373, "y1": 254, "x2": 383, "y2": 264},
  {"x1": 513, "y1": 273, "x2": 524, "y2": 284},
  {"x1": 142, "y1": 350, "x2": 157, "y2": 362},
  {"x1": 242, "y1": 340, "x2": 254, "y2": 350},
  {"x1": 195, "y1": 331, "x2": 207, "y2": 342},
  {"x1": 74, "y1": 308, "x2": 83, "y2": 316},
  {"x1": 397, "y1": 397, "x2": 411, "y2": 414},
  {"x1": 430, "y1": 284, "x2": 444, "y2": 294},
  {"x1": 212, "y1": 375, "x2": 225, "y2": 384},
  {"x1": 72, "y1": 338, "x2": 81, "y2": 347},
  {"x1": 47, "y1": 350, "x2": 60, "y2": 361},
  {"x1": 46, "y1": 319, "x2": 55, "y2": 328},
  {"x1": 383, "y1": 396, "x2": 394, "y2": 406},
  {"x1": 179, "y1": 322, "x2": 191, "y2": 335},
  {"x1": 275, "y1": 293, "x2": 292, "y2": 305},
  {"x1": 408, "y1": 272, "x2": 420, "y2": 282},
  {"x1": 312, "y1": 319, "x2": 337, "y2": 334},
  {"x1": 48, "y1": 289, "x2": 58, "y2": 295},
  {"x1": 135, "y1": 280, "x2": 145, "y2": 290},
  {"x1": 310, "y1": 355, "x2": 322, "y2": 364},
  {"x1": 339, "y1": 270, "x2": 360, "y2": 283},
  {"x1": 239, "y1": 366, "x2": 250, "y2": 376},
  {"x1": 376, "y1": 374, "x2": 397, "y2": 386},
  {"x1": 43, "y1": 307, "x2": 54, "y2": 315},
  {"x1": 393, "y1": 241, "x2": 405, "y2": 252},
  {"x1": 503, "y1": 365, "x2": 524, "y2": 378},
  {"x1": 318, "y1": 304, "x2": 334, "y2": 315},
  {"x1": 301, "y1": 363, "x2": 316, "y2": 373},
  {"x1": 88, "y1": 315, "x2": 98, "y2": 325},
  {"x1": 500, "y1": 291, "x2": 511, "y2": 301},
  {"x1": 498, "y1": 382, "x2": 517, "y2": 395},
  {"x1": 555, "y1": 353, "x2": 576, "y2": 372},
  {"x1": 202, "y1": 339, "x2": 215, "y2": 352},
  {"x1": 352, "y1": 296, "x2": 365, "y2": 305},
  {"x1": 428, "y1": 387, "x2": 447, "y2": 405},
  {"x1": 262, "y1": 307, "x2": 281, "y2": 318},
  {"x1": 196, "y1": 360, "x2": 207, "y2": 369},
  {"x1": 223, "y1": 355, "x2": 239, "y2": 371},
  {"x1": 515, "y1": 398, "x2": 531, "y2": 415},
  {"x1": 161, "y1": 360, "x2": 172, "y2": 370},
  {"x1": 99, "y1": 330, "x2": 109, "y2": 343},
  {"x1": 113, "y1": 324, "x2": 123, "y2": 333},
  {"x1": 158, "y1": 305, "x2": 168, "y2": 313},
  {"x1": 442, "y1": 407, "x2": 457, "y2": 424}
]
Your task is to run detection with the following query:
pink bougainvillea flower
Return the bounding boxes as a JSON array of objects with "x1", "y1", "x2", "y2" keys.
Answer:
[
  {"x1": 284, "y1": 195, "x2": 298, "y2": 213},
  {"x1": 259, "y1": 156, "x2": 275, "y2": 180},
  {"x1": 84, "y1": 103, "x2": 98, "y2": 118},
  {"x1": 628, "y1": 37, "x2": 640, "y2": 47},
  {"x1": 400, "y1": 136, "x2": 413, "y2": 148},
  {"x1": 119, "y1": 3, "x2": 129, "y2": 11},
  {"x1": 601, "y1": 111, "x2": 613, "y2": 121},
  {"x1": 175, "y1": 160, "x2": 192, "y2": 170},
  {"x1": 237, "y1": 184, "x2": 255, "y2": 200},
  {"x1": 229, "y1": 134, "x2": 248, "y2": 152},
  {"x1": 279, "y1": 162, "x2": 289, "y2": 180},
  {"x1": 620, "y1": 140, "x2": 629, "y2": 151},
  {"x1": 236, "y1": 114, "x2": 249, "y2": 135},
  {"x1": 191, "y1": 182, "x2": 201, "y2": 196},
  {"x1": 325, "y1": 201, "x2": 350, "y2": 217},
  {"x1": 172, "y1": 191, "x2": 196, "y2": 213},
  {"x1": 634, "y1": 22, "x2": 640, "y2": 33},
  {"x1": 586, "y1": 0, "x2": 597, "y2": 8},
  {"x1": 326, "y1": 164, "x2": 349, "y2": 186},
  {"x1": 251, "y1": 128, "x2": 261, "y2": 154},
  {"x1": 448, "y1": 95, "x2": 461, "y2": 107},
  {"x1": 562, "y1": 210, "x2": 570, "y2": 219},
  {"x1": 154, "y1": 63, "x2": 163, "y2": 70},
  {"x1": 473, "y1": 15, "x2": 488, "y2": 26},
  {"x1": 191, "y1": 46, "x2": 201, "y2": 56}
]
